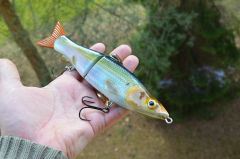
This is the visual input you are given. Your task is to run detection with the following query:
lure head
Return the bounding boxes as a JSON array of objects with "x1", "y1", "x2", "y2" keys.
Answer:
[{"x1": 126, "y1": 86, "x2": 172, "y2": 124}]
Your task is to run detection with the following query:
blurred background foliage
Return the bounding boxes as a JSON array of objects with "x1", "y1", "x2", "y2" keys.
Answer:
[
  {"x1": 0, "y1": 0, "x2": 240, "y2": 158},
  {"x1": 130, "y1": 0, "x2": 240, "y2": 119},
  {"x1": 0, "y1": 0, "x2": 240, "y2": 119}
]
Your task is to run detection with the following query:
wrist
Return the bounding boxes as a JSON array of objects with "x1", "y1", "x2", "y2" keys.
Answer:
[
  {"x1": 0, "y1": 136, "x2": 67, "y2": 159},
  {"x1": 33, "y1": 131, "x2": 93, "y2": 159},
  {"x1": 33, "y1": 134, "x2": 68, "y2": 157}
]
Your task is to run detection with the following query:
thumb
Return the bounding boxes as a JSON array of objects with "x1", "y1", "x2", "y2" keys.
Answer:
[{"x1": 0, "y1": 59, "x2": 22, "y2": 87}]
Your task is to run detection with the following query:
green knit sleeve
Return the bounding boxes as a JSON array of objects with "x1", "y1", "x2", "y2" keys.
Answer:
[{"x1": 0, "y1": 136, "x2": 68, "y2": 159}]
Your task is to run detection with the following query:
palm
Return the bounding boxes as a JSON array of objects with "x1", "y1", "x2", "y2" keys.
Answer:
[{"x1": 0, "y1": 43, "x2": 138, "y2": 159}]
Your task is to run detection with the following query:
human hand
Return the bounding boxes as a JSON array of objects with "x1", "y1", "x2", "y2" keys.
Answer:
[{"x1": 0, "y1": 43, "x2": 139, "y2": 159}]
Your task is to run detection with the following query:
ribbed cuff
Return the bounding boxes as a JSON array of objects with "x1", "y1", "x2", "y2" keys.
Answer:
[{"x1": 0, "y1": 136, "x2": 67, "y2": 159}]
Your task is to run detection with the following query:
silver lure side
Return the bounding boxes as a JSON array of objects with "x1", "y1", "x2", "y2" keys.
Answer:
[{"x1": 37, "y1": 22, "x2": 173, "y2": 124}]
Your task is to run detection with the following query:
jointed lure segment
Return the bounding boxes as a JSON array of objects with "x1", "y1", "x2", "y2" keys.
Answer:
[{"x1": 38, "y1": 22, "x2": 173, "y2": 124}]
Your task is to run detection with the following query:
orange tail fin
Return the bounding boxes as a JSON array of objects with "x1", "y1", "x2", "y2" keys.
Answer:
[{"x1": 37, "y1": 21, "x2": 65, "y2": 48}]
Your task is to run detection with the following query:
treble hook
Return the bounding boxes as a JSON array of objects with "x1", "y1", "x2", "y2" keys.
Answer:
[{"x1": 79, "y1": 96, "x2": 110, "y2": 121}]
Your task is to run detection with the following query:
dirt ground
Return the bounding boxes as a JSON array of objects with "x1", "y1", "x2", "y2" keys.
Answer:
[
  {"x1": 78, "y1": 98, "x2": 240, "y2": 159},
  {"x1": 0, "y1": 36, "x2": 239, "y2": 159}
]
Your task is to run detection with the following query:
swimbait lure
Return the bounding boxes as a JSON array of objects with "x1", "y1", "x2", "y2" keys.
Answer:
[{"x1": 37, "y1": 22, "x2": 173, "y2": 124}]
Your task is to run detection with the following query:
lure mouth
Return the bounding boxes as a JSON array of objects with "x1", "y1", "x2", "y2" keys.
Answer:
[
  {"x1": 159, "y1": 112, "x2": 173, "y2": 124},
  {"x1": 151, "y1": 111, "x2": 173, "y2": 124},
  {"x1": 158, "y1": 104, "x2": 173, "y2": 124}
]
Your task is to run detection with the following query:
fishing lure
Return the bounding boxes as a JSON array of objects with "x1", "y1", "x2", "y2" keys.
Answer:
[{"x1": 37, "y1": 22, "x2": 173, "y2": 124}]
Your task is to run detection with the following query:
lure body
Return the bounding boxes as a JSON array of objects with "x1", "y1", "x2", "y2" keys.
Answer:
[
  {"x1": 54, "y1": 36, "x2": 103, "y2": 76},
  {"x1": 38, "y1": 22, "x2": 172, "y2": 123}
]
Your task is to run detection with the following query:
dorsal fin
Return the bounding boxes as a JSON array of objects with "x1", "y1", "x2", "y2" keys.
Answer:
[{"x1": 37, "y1": 21, "x2": 65, "y2": 48}]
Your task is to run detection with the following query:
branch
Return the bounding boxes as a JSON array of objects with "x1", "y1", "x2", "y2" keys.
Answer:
[
  {"x1": 68, "y1": 0, "x2": 90, "y2": 44},
  {"x1": 93, "y1": 2, "x2": 135, "y2": 27},
  {"x1": 0, "y1": 0, "x2": 52, "y2": 85}
]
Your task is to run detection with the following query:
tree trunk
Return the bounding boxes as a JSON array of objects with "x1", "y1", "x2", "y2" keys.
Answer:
[{"x1": 0, "y1": 0, "x2": 52, "y2": 86}]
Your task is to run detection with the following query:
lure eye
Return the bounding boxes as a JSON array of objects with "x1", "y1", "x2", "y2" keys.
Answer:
[{"x1": 148, "y1": 100, "x2": 157, "y2": 109}]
